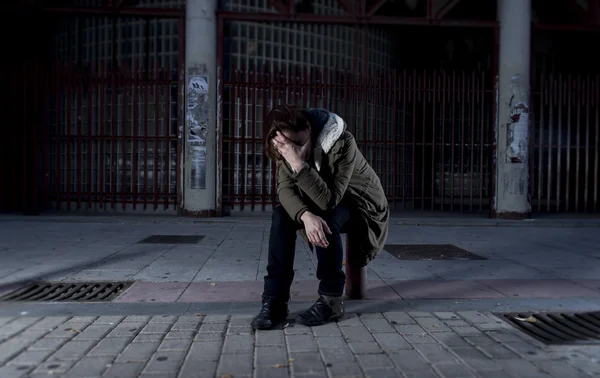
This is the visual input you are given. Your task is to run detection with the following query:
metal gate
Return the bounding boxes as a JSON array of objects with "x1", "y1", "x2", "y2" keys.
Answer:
[
  {"x1": 218, "y1": 0, "x2": 498, "y2": 213},
  {"x1": 0, "y1": 5, "x2": 185, "y2": 213}
]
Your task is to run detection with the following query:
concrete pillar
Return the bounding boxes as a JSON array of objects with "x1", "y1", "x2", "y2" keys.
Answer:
[
  {"x1": 494, "y1": 0, "x2": 532, "y2": 219},
  {"x1": 182, "y1": 0, "x2": 218, "y2": 216}
]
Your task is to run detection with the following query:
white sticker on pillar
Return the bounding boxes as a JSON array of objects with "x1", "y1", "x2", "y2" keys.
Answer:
[
  {"x1": 187, "y1": 75, "x2": 209, "y2": 189},
  {"x1": 507, "y1": 101, "x2": 529, "y2": 164}
]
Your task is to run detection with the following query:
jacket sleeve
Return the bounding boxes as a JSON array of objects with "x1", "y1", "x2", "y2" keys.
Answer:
[
  {"x1": 293, "y1": 134, "x2": 357, "y2": 211},
  {"x1": 277, "y1": 162, "x2": 310, "y2": 223}
]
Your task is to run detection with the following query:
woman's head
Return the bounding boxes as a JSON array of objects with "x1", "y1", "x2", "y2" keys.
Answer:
[{"x1": 264, "y1": 105, "x2": 312, "y2": 162}]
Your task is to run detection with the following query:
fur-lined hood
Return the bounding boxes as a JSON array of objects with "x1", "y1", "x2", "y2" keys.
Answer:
[{"x1": 303, "y1": 108, "x2": 346, "y2": 172}]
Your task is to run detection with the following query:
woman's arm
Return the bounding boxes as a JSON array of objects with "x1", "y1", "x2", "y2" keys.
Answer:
[
  {"x1": 277, "y1": 162, "x2": 310, "y2": 223},
  {"x1": 293, "y1": 134, "x2": 357, "y2": 211}
]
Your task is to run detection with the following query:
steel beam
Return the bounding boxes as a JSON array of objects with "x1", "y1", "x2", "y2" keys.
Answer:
[
  {"x1": 267, "y1": 0, "x2": 289, "y2": 13},
  {"x1": 335, "y1": 0, "x2": 358, "y2": 16},
  {"x1": 565, "y1": 0, "x2": 588, "y2": 21},
  {"x1": 436, "y1": 0, "x2": 461, "y2": 20},
  {"x1": 217, "y1": 10, "x2": 497, "y2": 27},
  {"x1": 366, "y1": 0, "x2": 389, "y2": 17},
  {"x1": 533, "y1": 21, "x2": 600, "y2": 31},
  {"x1": 22, "y1": 6, "x2": 184, "y2": 17},
  {"x1": 590, "y1": 0, "x2": 599, "y2": 24}
]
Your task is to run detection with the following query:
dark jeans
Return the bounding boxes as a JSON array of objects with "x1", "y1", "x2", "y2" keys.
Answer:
[{"x1": 263, "y1": 205, "x2": 350, "y2": 302}]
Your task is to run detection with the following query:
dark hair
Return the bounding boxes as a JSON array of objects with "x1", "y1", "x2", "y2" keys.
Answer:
[{"x1": 263, "y1": 104, "x2": 310, "y2": 161}]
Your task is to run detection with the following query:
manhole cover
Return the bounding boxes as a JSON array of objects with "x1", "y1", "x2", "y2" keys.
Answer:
[
  {"x1": 496, "y1": 312, "x2": 600, "y2": 345},
  {"x1": 0, "y1": 281, "x2": 133, "y2": 302},
  {"x1": 384, "y1": 244, "x2": 486, "y2": 260},
  {"x1": 137, "y1": 235, "x2": 205, "y2": 244}
]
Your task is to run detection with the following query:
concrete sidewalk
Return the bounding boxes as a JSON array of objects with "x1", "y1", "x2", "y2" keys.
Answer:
[{"x1": 0, "y1": 216, "x2": 600, "y2": 377}]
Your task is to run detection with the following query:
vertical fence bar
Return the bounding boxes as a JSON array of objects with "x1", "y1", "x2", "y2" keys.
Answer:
[
  {"x1": 373, "y1": 72, "x2": 378, "y2": 179},
  {"x1": 584, "y1": 74, "x2": 591, "y2": 211},
  {"x1": 431, "y1": 71, "x2": 437, "y2": 211},
  {"x1": 420, "y1": 71, "x2": 426, "y2": 210},
  {"x1": 111, "y1": 62, "x2": 117, "y2": 210},
  {"x1": 133, "y1": 60, "x2": 138, "y2": 210},
  {"x1": 23, "y1": 62, "x2": 28, "y2": 211},
  {"x1": 411, "y1": 70, "x2": 416, "y2": 210},
  {"x1": 154, "y1": 64, "x2": 160, "y2": 210},
  {"x1": 479, "y1": 71, "x2": 485, "y2": 211},
  {"x1": 99, "y1": 61, "x2": 105, "y2": 209},
  {"x1": 382, "y1": 71, "x2": 389, "y2": 199},
  {"x1": 450, "y1": 71, "x2": 456, "y2": 211},
  {"x1": 87, "y1": 63, "x2": 94, "y2": 209},
  {"x1": 546, "y1": 73, "x2": 554, "y2": 212},
  {"x1": 401, "y1": 70, "x2": 407, "y2": 210},
  {"x1": 33, "y1": 59, "x2": 39, "y2": 212},
  {"x1": 261, "y1": 65, "x2": 267, "y2": 209},
  {"x1": 240, "y1": 65, "x2": 247, "y2": 210},
  {"x1": 144, "y1": 62, "x2": 149, "y2": 209},
  {"x1": 556, "y1": 74, "x2": 563, "y2": 212},
  {"x1": 124, "y1": 62, "x2": 131, "y2": 210},
  {"x1": 391, "y1": 70, "x2": 398, "y2": 209},
  {"x1": 459, "y1": 71, "x2": 466, "y2": 212},
  {"x1": 230, "y1": 65, "x2": 237, "y2": 208},
  {"x1": 55, "y1": 61, "x2": 61, "y2": 209},
  {"x1": 441, "y1": 71, "x2": 446, "y2": 211},
  {"x1": 164, "y1": 64, "x2": 171, "y2": 209},
  {"x1": 66, "y1": 61, "x2": 73, "y2": 210},
  {"x1": 593, "y1": 74, "x2": 599, "y2": 212},
  {"x1": 44, "y1": 63, "x2": 51, "y2": 209},
  {"x1": 469, "y1": 71, "x2": 475, "y2": 211},
  {"x1": 251, "y1": 67, "x2": 257, "y2": 211},
  {"x1": 77, "y1": 64, "x2": 83, "y2": 210},
  {"x1": 566, "y1": 74, "x2": 572, "y2": 212},
  {"x1": 575, "y1": 75, "x2": 582, "y2": 211},
  {"x1": 270, "y1": 67, "x2": 276, "y2": 208}
]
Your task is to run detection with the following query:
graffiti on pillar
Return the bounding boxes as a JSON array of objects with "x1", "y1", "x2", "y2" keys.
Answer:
[
  {"x1": 506, "y1": 100, "x2": 529, "y2": 164},
  {"x1": 187, "y1": 74, "x2": 209, "y2": 189}
]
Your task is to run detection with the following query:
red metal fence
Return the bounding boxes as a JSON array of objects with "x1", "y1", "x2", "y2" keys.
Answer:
[
  {"x1": 222, "y1": 67, "x2": 495, "y2": 212},
  {"x1": 0, "y1": 60, "x2": 181, "y2": 213},
  {"x1": 531, "y1": 72, "x2": 599, "y2": 212}
]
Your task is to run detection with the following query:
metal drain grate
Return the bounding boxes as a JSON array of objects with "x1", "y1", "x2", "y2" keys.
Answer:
[
  {"x1": 0, "y1": 281, "x2": 133, "y2": 302},
  {"x1": 496, "y1": 312, "x2": 600, "y2": 345},
  {"x1": 137, "y1": 235, "x2": 205, "y2": 244},
  {"x1": 384, "y1": 244, "x2": 486, "y2": 260}
]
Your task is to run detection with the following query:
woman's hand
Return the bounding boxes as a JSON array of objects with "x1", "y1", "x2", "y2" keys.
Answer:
[
  {"x1": 300, "y1": 211, "x2": 332, "y2": 248},
  {"x1": 272, "y1": 132, "x2": 310, "y2": 172}
]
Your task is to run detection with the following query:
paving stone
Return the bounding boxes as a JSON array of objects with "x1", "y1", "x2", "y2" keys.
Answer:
[
  {"x1": 94, "y1": 316, "x2": 125, "y2": 325},
  {"x1": 450, "y1": 347, "x2": 500, "y2": 371},
  {"x1": 255, "y1": 346, "x2": 288, "y2": 367},
  {"x1": 28, "y1": 337, "x2": 68, "y2": 351},
  {"x1": 348, "y1": 341, "x2": 383, "y2": 354},
  {"x1": 7, "y1": 350, "x2": 53, "y2": 366},
  {"x1": 414, "y1": 344, "x2": 459, "y2": 364},
  {"x1": 204, "y1": 315, "x2": 230, "y2": 323},
  {"x1": 326, "y1": 360, "x2": 363, "y2": 377},
  {"x1": 199, "y1": 322, "x2": 227, "y2": 333},
  {"x1": 0, "y1": 364, "x2": 32, "y2": 378},
  {"x1": 179, "y1": 360, "x2": 218, "y2": 378},
  {"x1": 364, "y1": 368, "x2": 403, "y2": 378},
  {"x1": 476, "y1": 343, "x2": 520, "y2": 360},
  {"x1": 433, "y1": 312, "x2": 461, "y2": 320},
  {"x1": 388, "y1": 349, "x2": 433, "y2": 373},
  {"x1": 164, "y1": 330, "x2": 195, "y2": 339},
  {"x1": 32, "y1": 359, "x2": 75, "y2": 375},
  {"x1": 256, "y1": 330, "x2": 284, "y2": 346},
  {"x1": 88, "y1": 336, "x2": 132, "y2": 356},
  {"x1": 319, "y1": 346, "x2": 354, "y2": 364},
  {"x1": 336, "y1": 314, "x2": 363, "y2": 327},
  {"x1": 143, "y1": 351, "x2": 187, "y2": 374},
  {"x1": 315, "y1": 336, "x2": 347, "y2": 350},
  {"x1": 532, "y1": 360, "x2": 590, "y2": 378},
  {"x1": 451, "y1": 326, "x2": 484, "y2": 337},
  {"x1": 102, "y1": 362, "x2": 145, "y2": 377},
  {"x1": 383, "y1": 312, "x2": 417, "y2": 325},
  {"x1": 171, "y1": 321, "x2": 201, "y2": 331},
  {"x1": 404, "y1": 333, "x2": 438, "y2": 344},
  {"x1": 149, "y1": 315, "x2": 178, "y2": 324},
  {"x1": 433, "y1": 332, "x2": 472, "y2": 348},
  {"x1": 254, "y1": 366, "x2": 290, "y2": 378},
  {"x1": 223, "y1": 334, "x2": 254, "y2": 354},
  {"x1": 415, "y1": 317, "x2": 452, "y2": 333},
  {"x1": 116, "y1": 342, "x2": 159, "y2": 362},
  {"x1": 283, "y1": 324, "x2": 312, "y2": 335},
  {"x1": 65, "y1": 356, "x2": 112, "y2": 377},
  {"x1": 485, "y1": 329, "x2": 528, "y2": 343},
  {"x1": 186, "y1": 341, "x2": 223, "y2": 362},
  {"x1": 288, "y1": 351, "x2": 325, "y2": 375},
  {"x1": 0, "y1": 317, "x2": 15, "y2": 327},
  {"x1": 30, "y1": 317, "x2": 69, "y2": 330},
  {"x1": 372, "y1": 332, "x2": 411, "y2": 351},
  {"x1": 355, "y1": 353, "x2": 394, "y2": 370},
  {"x1": 228, "y1": 317, "x2": 252, "y2": 327},
  {"x1": 158, "y1": 338, "x2": 192, "y2": 351},
  {"x1": 495, "y1": 358, "x2": 552, "y2": 378},
  {"x1": 227, "y1": 324, "x2": 253, "y2": 335},
  {"x1": 286, "y1": 334, "x2": 317, "y2": 352},
  {"x1": 409, "y1": 312, "x2": 435, "y2": 318},
  {"x1": 443, "y1": 320, "x2": 471, "y2": 327},
  {"x1": 395, "y1": 324, "x2": 428, "y2": 335},
  {"x1": 217, "y1": 351, "x2": 253, "y2": 377},
  {"x1": 457, "y1": 312, "x2": 492, "y2": 324},
  {"x1": 0, "y1": 338, "x2": 37, "y2": 364},
  {"x1": 122, "y1": 316, "x2": 151, "y2": 323},
  {"x1": 340, "y1": 325, "x2": 375, "y2": 342},
  {"x1": 0, "y1": 318, "x2": 41, "y2": 337},
  {"x1": 106, "y1": 323, "x2": 144, "y2": 338},
  {"x1": 141, "y1": 323, "x2": 172, "y2": 334},
  {"x1": 194, "y1": 332, "x2": 225, "y2": 342},
  {"x1": 133, "y1": 333, "x2": 164, "y2": 343},
  {"x1": 432, "y1": 362, "x2": 476, "y2": 378},
  {"x1": 72, "y1": 325, "x2": 115, "y2": 340},
  {"x1": 311, "y1": 322, "x2": 341, "y2": 337},
  {"x1": 51, "y1": 340, "x2": 98, "y2": 360},
  {"x1": 463, "y1": 335, "x2": 498, "y2": 346},
  {"x1": 361, "y1": 318, "x2": 396, "y2": 333}
]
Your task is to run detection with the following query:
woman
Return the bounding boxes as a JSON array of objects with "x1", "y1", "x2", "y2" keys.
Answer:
[{"x1": 252, "y1": 105, "x2": 389, "y2": 330}]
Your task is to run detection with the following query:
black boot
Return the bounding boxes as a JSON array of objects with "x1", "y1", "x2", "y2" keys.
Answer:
[
  {"x1": 295, "y1": 296, "x2": 344, "y2": 327},
  {"x1": 251, "y1": 300, "x2": 289, "y2": 330}
]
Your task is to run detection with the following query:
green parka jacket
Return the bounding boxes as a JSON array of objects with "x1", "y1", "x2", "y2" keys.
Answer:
[{"x1": 277, "y1": 108, "x2": 389, "y2": 267}]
